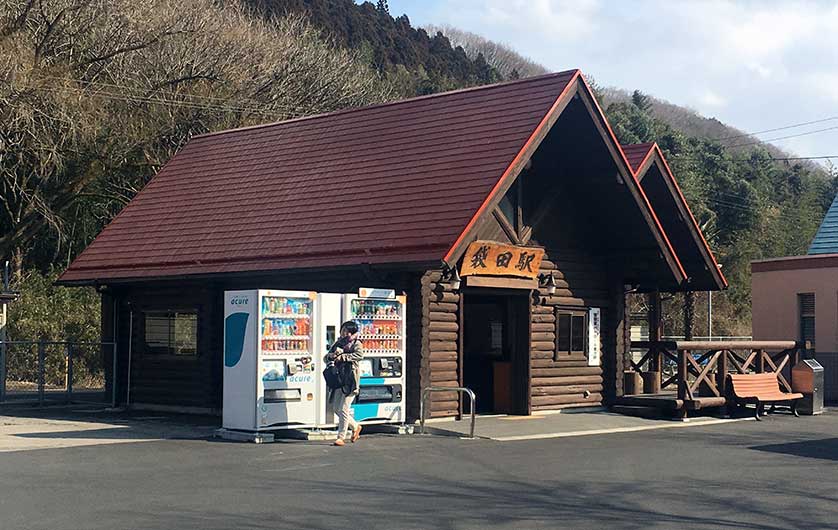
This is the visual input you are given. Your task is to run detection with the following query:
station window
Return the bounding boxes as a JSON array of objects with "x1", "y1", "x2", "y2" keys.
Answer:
[
  {"x1": 555, "y1": 309, "x2": 587, "y2": 359},
  {"x1": 143, "y1": 311, "x2": 198, "y2": 356},
  {"x1": 798, "y1": 293, "x2": 815, "y2": 348}
]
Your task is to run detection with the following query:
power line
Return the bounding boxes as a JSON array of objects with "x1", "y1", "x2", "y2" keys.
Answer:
[
  {"x1": 725, "y1": 125, "x2": 838, "y2": 149},
  {"x1": 715, "y1": 116, "x2": 838, "y2": 142}
]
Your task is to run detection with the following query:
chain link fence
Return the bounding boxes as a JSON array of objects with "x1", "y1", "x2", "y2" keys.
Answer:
[{"x1": 0, "y1": 340, "x2": 114, "y2": 406}]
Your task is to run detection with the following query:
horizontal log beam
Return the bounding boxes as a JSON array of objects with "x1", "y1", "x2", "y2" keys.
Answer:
[
  {"x1": 427, "y1": 311, "x2": 458, "y2": 323},
  {"x1": 429, "y1": 361, "x2": 458, "y2": 372},
  {"x1": 632, "y1": 340, "x2": 803, "y2": 351},
  {"x1": 532, "y1": 384, "x2": 603, "y2": 396},
  {"x1": 531, "y1": 366, "x2": 602, "y2": 377},
  {"x1": 530, "y1": 360, "x2": 599, "y2": 371},
  {"x1": 429, "y1": 302, "x2": 458, "y2": 313},
  {"x1": 532, "y1": 375, "x2": 602, "y2": 386},
  {"x1": 429, "y1": 341, "x2": 457, "y2": 352},
  {"x1": 532, "y1": 393, "x2": 602, "y2": 407},
  {"x1": 427, "y1": 291, "x2": 459, "y2": 304},
  {"x1": 429, "y1": 331, "x2": 458, "y2": 342},
  {"x1": 428, "y1": 321, "x2": 459, "y2": 332},
  {"x1": 430, "y1": 373, "x2": 458, "y2": 384},
  {"x1": 429, "y1": 351, "x2": 457, "y2": 362},
  {"x1": 531, "y1": 341, "x2": 554, "y2": 351}
]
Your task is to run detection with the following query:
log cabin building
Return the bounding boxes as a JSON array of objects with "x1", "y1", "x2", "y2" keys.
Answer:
[{"x1": 58, "y1": 70, "x2": 726, "y2": 420}]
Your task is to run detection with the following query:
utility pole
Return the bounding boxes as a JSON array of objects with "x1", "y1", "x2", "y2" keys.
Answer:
[{"x1": 708, "y1": 290, "x2": 713, "y2": 341}]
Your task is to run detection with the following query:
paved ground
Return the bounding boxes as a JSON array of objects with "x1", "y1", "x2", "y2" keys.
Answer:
[
  {"x1": 423, "y1": 408, "x2": 748, "y2": 440},
  {"x1": 0, "y1": 407, "x2": 836, "y2": 529}
]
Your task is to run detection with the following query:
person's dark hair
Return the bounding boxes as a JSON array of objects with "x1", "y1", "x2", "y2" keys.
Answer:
[{"x1": 340, "y1": 321, "x2": 359, "y2": 334}]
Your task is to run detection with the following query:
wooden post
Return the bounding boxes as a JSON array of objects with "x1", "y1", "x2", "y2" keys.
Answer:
[
  {"x1": 683, "y1": 291, "x2": 694, "y2": 341},
  {"x1": 677, "y1": 348, "x2": 687, "y2": 401},
  {"x1": 716, "y1": 349, "x2": 729, "y2": 416}
]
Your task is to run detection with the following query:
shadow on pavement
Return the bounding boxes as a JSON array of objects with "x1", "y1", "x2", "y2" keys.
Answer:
[{"x1": 751, "y1": 437, "x2": 838, "y2": 461}]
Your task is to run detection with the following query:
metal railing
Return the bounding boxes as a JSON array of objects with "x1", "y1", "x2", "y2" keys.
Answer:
[
  {"x1": 419, "y1": 386, "x2": 477, "y2": 439},
  {"x1": 0, "y1": 340, "x2": 114, "y2": 406}
]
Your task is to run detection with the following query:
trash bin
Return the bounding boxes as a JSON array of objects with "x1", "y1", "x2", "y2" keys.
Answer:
[{"x1": 792, "y1": 359, "x2": 824, "y2": 415}]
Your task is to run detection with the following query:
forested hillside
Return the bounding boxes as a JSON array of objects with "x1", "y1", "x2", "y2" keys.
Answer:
[
  {"x1": 249, "y1": 0, "x2": 501, "y2": 93},
  {"x1": 2, "y1": 0, "x2": 835, "y2": 342}
]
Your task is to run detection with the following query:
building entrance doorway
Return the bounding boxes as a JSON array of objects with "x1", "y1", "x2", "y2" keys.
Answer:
[{"x1": 462, "y1": 292, "x2": 530, "y2": 415}]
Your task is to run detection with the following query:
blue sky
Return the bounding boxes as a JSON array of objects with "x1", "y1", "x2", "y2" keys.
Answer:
[{"x1": 368, "y1": 0, "x2": 838, "y2": 161}]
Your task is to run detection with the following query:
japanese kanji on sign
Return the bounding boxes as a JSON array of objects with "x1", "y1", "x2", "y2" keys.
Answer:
[{"x1": 459, "y1": 241, "x2": 545, "y2": 279}]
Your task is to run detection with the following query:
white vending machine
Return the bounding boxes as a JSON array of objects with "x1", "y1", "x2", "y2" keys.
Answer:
[
  {"x1": 344, "y1": 288, "x2": 406, "y2": 424},
  {"x1": 223, "y1": 290, "x2": 318, "y2": 431},
  {"x1": 314, "y1": 293, "x2": 344, "y2": 428}
]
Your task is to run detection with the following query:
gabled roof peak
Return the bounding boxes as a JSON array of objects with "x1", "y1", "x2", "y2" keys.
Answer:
[
  {"x1": 809, "y1": 193, "x2": 838, "y2": 255},
  {"x1": 194, "y1": 69, "x2": 582, "y2": 141}
]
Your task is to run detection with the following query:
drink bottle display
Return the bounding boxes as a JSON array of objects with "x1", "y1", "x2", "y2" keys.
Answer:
[
  {"x1": 223, "y1": 290, "x2": 318, "y2": 431},
  {"x1": 339, "y1": 290, "x2": 406, "y2": 425}
]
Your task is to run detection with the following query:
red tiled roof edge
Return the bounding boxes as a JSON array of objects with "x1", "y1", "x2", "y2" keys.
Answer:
[
  {"x1": 647, "y1": 143, "x2": 728, "y2": 289},
  {"x1": 578, "y1": 76, "x2": 689, "y2": 284}
]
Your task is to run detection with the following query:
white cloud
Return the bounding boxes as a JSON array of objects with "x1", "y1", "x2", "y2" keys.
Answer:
[
  {"x1": 413, "y1": 0, "x2": 838, "y2": 157},
  {"x1": 698, "y1": 90, "x2": 728, "y2": 109}
]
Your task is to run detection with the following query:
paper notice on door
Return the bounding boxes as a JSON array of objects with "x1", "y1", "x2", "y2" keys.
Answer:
[{"x1": 587, "y1": 307, "x2": 601, "y2": 366}]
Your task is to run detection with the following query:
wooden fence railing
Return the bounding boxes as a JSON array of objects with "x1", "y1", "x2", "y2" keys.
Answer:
[{"x1": 628, "y1": 340, "x2": 810, "y2": 411}]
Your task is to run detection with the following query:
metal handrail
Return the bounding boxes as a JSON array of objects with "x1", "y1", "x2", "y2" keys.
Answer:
[{"x1": 419, "y1": 386, "x2": 477, "y2": 439}]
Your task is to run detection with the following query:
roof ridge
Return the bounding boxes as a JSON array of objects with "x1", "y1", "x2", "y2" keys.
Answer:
[{"x1": 193, "y1": 69, "x2": 580, "y2": 140}]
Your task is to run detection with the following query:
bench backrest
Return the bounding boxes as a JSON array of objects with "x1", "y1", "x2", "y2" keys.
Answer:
[{"x1": 728, "y1": 372, "x2": 780, "y2": 396}]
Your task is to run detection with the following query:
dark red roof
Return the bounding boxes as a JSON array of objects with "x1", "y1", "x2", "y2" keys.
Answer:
[
  {"x1": 622, "y1": 142, "x2": 655, "y2": 173},
  {"x1": 60, "y1": 71, "x2": 579, "y2": 283},
  {"x1": 623, "y1": 142, "x2": 727, "y2": 290}
]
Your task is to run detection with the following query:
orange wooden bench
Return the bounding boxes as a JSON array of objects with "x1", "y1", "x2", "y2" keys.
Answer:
[{"x1": 728, "y1": 372, "x2": 803, "y2": 420}]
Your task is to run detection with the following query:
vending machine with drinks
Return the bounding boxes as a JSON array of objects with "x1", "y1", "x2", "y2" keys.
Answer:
[
  {"x1": 314, "y1": 293, "x2": 344, "y2": 428},
  {"x1": 343, "y1": 288, "x2": 406, "y2": 424},
  {"x1": 223, "y1": 290, "x2": 318, "y2": 431}
]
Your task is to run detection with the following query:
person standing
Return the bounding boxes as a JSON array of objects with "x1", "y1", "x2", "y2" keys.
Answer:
[{"x1": 328, "y1": 321, "x2": 364, "y2": 446}]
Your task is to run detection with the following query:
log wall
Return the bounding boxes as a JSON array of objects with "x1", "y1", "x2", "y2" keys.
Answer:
[
  {"x1": 420, "y1": 270, "x2": 462, "y2": 418},
  {"x1": 529, "y1": 247, "x2": 611, "y2": 411}
]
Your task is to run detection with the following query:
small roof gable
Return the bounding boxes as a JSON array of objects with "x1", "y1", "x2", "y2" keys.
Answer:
[
  {"x1": 622, "y1": 143, "x2": 655, "y2": 173},
  {"x1": 59, "y1": 71, "x2": 579, "y2": 283},
  {"x1": 622, "y1": 142, "x2": 727, "y2": 290},
  {"x1": 809, "y1": 194, "x2": 838, "y2": 255}
]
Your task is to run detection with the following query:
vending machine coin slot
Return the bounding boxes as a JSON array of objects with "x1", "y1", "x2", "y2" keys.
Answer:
[
  {"x1": 357, "y1": 384, "x2": 402, "y2": 403},
  {"x1": 265, "y1": 388, "x2": 302, "y2": 403}
]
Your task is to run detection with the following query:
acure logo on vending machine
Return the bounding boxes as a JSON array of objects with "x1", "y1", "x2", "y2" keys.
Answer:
[{"x1": 230, "y1": 296, "x2": 250, "y2": 305}]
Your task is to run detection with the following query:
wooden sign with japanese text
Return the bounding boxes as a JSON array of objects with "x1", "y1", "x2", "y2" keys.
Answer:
[{"x1": 460, "y1": 241, "x2": 545, "y2": 279}]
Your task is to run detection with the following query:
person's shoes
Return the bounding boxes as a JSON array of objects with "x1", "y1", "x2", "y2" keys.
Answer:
[
  {"x1": 351, "y1": 425, "x2": 362, "y2": 443},
  {"x1": 333, "y1": 438, "x2": 345, "y2": 446}
]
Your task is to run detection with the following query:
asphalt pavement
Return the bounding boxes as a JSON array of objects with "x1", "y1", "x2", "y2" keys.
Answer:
[{"x1": 0, "y1": 410, "x2": 836, "y2": 529}]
